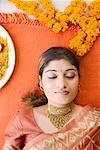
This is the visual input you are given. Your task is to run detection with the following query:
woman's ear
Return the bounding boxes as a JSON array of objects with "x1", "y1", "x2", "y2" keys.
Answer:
[{"x1": 39, "y1": 75, "x2": 43, "y2": 90}]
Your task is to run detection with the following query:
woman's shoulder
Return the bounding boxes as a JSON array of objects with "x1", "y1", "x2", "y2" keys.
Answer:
[
  {"x1": 11, "y1": 104, "x2": 34, "y2": 125},
  {"x1": 80, "y1": 104, "x2": 100, "y2": 112},
  {"x1": 18, "y1": 104, "x2": 33, "y2": 114},
  {"x1": 90, "y1": 106, "x2": 100, "y2": 117},
  {"x1": 85, "y1": 105, "x2": 100, "y2": 126},
  {"x1": 7, "y1": 105, "x2": 33, "y2": 124},
  {"x1": 84, "y1": 105, "x2": 100, "y2": 113},
  {"x1": 4, "y1": 105, "x2": 34, "y2": 134},
  {"x1": 17, "y1": 104, "x2": 47, "y2": 123}
]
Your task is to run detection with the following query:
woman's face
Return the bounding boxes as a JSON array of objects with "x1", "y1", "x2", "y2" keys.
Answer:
[{"x1": 39, "y1": 59, "x2": 79, "y2": 106}]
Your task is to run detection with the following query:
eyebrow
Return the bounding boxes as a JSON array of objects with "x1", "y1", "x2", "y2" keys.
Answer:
[{"x1": 45, "y1": 68, "x2": 77, "y2": 73}]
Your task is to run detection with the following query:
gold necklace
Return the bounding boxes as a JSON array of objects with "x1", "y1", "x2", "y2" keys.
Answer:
[{"x1": 46, "y1": 103, "x2": 73, "y2": 129}]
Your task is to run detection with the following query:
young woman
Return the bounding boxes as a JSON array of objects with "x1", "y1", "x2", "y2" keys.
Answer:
[{"x1": 3, "y1": 47, "x2": 100, "y2": 150}]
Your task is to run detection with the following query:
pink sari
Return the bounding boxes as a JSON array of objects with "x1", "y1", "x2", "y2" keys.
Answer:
[{"x1": 23, "y1": 106, "x2": 100, "y2": 150}]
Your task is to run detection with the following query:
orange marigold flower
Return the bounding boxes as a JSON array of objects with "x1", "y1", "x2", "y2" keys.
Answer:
[
  {"x1": 8, "y1": 0, "x2": 99, "y2": 56},
  {"x1": 52, "y1": 22, "x2": 62, "y2": 33}
]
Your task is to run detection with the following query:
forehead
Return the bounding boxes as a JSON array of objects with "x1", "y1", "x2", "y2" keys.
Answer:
[{"x1": 43, "y1": 59, "x2": 76, "y2": 72}]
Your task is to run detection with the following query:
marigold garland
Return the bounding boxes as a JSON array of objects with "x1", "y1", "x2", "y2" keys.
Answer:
[
  {"x1": 8, "y1": 0, "x2": 100, "y2": 56},
  {"x1": 0, "y1": 36, "x2": 9, "y2": 79}
]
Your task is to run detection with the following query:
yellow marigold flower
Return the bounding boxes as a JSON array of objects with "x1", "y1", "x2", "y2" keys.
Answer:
[
  {"x1": 89, "y1": 1, "x2": 100, "y2": 19},
  {"x1": 55, "y1": 12, "x2": 68, "y2": 22},
  {"x1": 39, "y1": 0, "x2": 58, "y2": 13},
  {"x1": 52, "y1": 22, "x2": 62, "y2": 33},
  {"x1": 61, "y1": 22, "x2": 68, "y2": 32},
  {"x1": 55, "y1": 12, "x2": 62, "y2": 20},
  {"x1": 33, "y1": 9, "x2": 42, "y2": 17},
  {"x1": 75, "y1": 44, "x2": 88, "y2": 56},
  {"x1": 49, "y1": 10, "x2": 55, "y2": 18},
  {"x1": 47, "y1": 19, "x2": 56, "y2": 28},
  {"x1": 38, "y1": 13, "x2": 48, "y2": 24},
  {"x1": 8, "y1": 0, "x2": 99, "y2": 56},
  {"x1": 64, "y1": 5, "x2": 72, "y2": 15}
]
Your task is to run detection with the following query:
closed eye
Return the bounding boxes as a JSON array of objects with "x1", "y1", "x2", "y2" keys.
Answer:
[
  {"x1": 66, "y1": 76, "x2": 75, "y2": 79},
  {"x1": 48, "y1": 76, "x2": 57, "y2": 79}
]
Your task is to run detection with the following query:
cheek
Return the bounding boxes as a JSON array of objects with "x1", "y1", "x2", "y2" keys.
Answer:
[
  {"x1": 69, "y1": 80, "x2": 79, "y2": 99},
  {"x1": 42, "y1": 83, "x2": 53, "y2": 99},
  {"x1": 42, "y1": 79, "x2": 54, "y2": 92},
  {"x1": 42, "y1": 79, "x2": 58, "y2": 99},
  {"x1": 70, "y1": 79, "x2": 79, "y2": 90}
]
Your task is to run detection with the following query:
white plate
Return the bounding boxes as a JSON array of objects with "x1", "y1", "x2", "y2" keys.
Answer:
[{"x1": 0, "y1": 25, "x2": 15, "y2": 89}]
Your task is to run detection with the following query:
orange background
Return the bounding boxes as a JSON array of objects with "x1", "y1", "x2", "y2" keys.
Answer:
[{"x1": 0, "y1": 22, "x2": 100, "y2": 149}]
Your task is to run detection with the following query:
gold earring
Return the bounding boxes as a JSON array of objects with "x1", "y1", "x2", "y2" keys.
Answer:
[
  {"x1": 40, "y1": 86, "x2": 44, "y2": 91},
  {"x1": 38, "y1": 82, "x2": 43, "y2": 91}
]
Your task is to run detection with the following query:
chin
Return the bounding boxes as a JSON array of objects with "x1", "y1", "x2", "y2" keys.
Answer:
[{"x1": 54, "y1": 99, "x2": 72, "y2": 105}]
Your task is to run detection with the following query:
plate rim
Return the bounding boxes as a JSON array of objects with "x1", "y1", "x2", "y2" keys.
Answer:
[{"x1": 0, "y1": 25, "x2": 15, "y2": 89}]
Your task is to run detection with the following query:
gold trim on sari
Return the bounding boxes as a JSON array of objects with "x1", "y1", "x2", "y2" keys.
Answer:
[{"x1": 23, "y1": 106, "x2": 100, "y2": 150}]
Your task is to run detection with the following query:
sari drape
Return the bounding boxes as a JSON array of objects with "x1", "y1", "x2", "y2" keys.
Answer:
[
  {"x1": 3, "y1": 105, "x2": 100, "y2": 150},
  {"x1": 23, "y1": 106, "x2": 100, "y2": 150}
]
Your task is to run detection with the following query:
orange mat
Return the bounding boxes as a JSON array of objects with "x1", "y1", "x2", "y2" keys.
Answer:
[{"x1": 0, "y1": 13, "x2": 100, "y2": 149}]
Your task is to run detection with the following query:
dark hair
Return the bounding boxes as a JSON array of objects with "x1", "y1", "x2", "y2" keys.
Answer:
[
  {"x1": 39, "y1": 47, "x2": 80, "y2": 77},
  {"x1": 22, "y1": 47, "x2": 80, "y2": 106}
]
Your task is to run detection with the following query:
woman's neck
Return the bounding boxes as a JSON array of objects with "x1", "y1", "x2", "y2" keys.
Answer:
[{"x1": 47, "y1": 102, "x2": 74, "y2": 115}]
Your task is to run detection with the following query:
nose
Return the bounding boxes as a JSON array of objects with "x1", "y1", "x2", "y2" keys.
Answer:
[{"x1": 57, "y1": 76, "x2": 67, "y2": 90}]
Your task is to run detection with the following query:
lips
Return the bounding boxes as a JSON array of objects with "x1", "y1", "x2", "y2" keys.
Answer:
[{"x1": 55, "y1": 91, "x2": 70, "y2": 95}]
